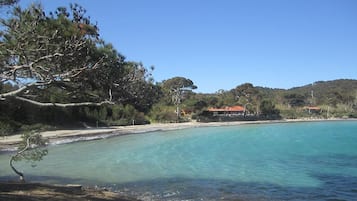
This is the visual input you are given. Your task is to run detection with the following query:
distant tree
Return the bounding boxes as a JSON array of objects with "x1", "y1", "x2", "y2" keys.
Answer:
[
  {"x1": 207, "y1": 96, "x2": 219, "y2": 107},
  {"x1": 284, "y1": 93, "x2": 306, "y2": 107},
  {"x1": 260, "y1": 99, "x2": 280, "y2": 119},
  {"x1": 162, "y1": 77, "x2": 197, "y2": 121},
  {"x1": 231, "y1": 83, "x2": 261, "y2": 113},
  {"x1": 193, "y1": 100, "x2": 208, "y2": 112}
]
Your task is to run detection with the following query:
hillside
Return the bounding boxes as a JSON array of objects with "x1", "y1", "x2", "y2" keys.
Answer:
[
  {"x1": 283, "y1": 79, "x2": 357, "y2": 106},
  {"x1": 268, "y1": 79, "x2": 357, "y2": 118},
  {"x1": 289, "y1": 79, "x2": 357, "y2": 98},
  {"x1": 194, "y1": 79, "x2": 357, "y2": 120}
]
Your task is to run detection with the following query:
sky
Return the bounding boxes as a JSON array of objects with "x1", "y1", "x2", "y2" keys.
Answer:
[{"x1": 18, "y1": 0, "x2": 357, "y2": 93}]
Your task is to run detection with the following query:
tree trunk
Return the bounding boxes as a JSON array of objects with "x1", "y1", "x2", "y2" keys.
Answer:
[
  {"x1": 9, "y1": 136, "x2": 33, "y2": 182},
  {"x1": 9, "y1": 156, "x2": 25, "y2": 182}
]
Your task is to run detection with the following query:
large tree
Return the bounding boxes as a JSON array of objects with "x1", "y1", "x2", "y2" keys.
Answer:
[
  {"x1": 260, "y1": 99, "x2": 280, "y2": 119},
  {"x1": 0, "y1": 3, "x2": 115, "y2": 106},
  {"x1": 0, "y1": 3, "x2": 159, "y2": 180},
  {"x1": 231, "y1": 83, "x2": 261, "y2": 113},
  {"x1": 161, "y1": 77, "x2": 197, "y2": 120},
  {"x1": 0, "y1": 3, "x2": 157, "y2": 110}
]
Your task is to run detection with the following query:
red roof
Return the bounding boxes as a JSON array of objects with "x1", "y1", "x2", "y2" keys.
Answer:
[
  {"x1": 208, "y1": 106, "x2": 245, "y2": 112},
  {"x1": 304, "y1": 106, "x2": 321, "y2": 110}
]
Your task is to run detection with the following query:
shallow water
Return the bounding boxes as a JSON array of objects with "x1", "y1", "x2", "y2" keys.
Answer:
[{"x1": 1, "y1": 121, "x2": 357, "y2": 200}]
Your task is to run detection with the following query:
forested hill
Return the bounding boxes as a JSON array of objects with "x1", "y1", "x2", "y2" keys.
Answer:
[
  {"x1": 251, "y1": 79, "x2": 357, "y2": 119},
  {"x1": 254, "y1": 79, "x2": 357, "y2": 104},
  {"x1": 284, "y1": 79, "x2": 357, "y2": 105},
  {"x1": 289, "y1": 79, "x2": 357, "y2": 96},
  {"x1": 203, "y1": 79, "x2": 357, "y2": 120}
]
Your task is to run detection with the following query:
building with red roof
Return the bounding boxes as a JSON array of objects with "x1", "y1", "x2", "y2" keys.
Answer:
[
  {"x1": 304, "y1": 106, "x2": 321, "y2": 114},
  {"x1": 207, "y1": 105, "x2": 246, "y2": 116}
]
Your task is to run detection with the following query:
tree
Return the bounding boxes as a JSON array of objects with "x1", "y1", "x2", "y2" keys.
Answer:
[
  {"x1": 284, "y1": 93, "x2": 306, "y2": 107},
  {"x1": 10, "y1": 131, "x2": 48, "y2": 181},
  {"x1": 109, "y1": 62, "x2": 160, "y2": 112},
  {"x1": 260, "y1": 99, "x2": 280, "y2": 119},
  {"x1": 0, "y1": 4, "x2": 113, "y2": 106},
  {"x1": 0, "y1": 3, "x2": 158, "y2": 110},
  {"x1": 231, "y1": 83, "x2": 260, "y2": 113},
  {"x1": 0, "y1": 2, "x2": 160, "y2": 180},
  {"x1": 161, "y1": 77, "x2": 197, "y2": 121},
  {"x1": 0, "y1": 3, "x2": 160, "y2": 131}
]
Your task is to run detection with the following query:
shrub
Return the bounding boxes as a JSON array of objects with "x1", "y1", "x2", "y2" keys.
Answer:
[{"x1": 0, "y1": 121, "x2": 15, "y2": 136}]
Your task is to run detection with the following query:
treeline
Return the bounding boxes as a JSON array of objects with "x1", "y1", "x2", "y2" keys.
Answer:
[
  {"x1": 1, "y1": 2, "x2": 356, "y2": 135},
  {"x1": 188, "y1": 79, "x2": 357, "y2": 120},
  {"x1": 0, "y1": 2, "x2": 160, "y2": 134}
]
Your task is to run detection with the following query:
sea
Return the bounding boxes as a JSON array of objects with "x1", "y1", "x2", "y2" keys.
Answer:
[{"x1": 1, "y1": 121, "x2": 357, "y2": 201}]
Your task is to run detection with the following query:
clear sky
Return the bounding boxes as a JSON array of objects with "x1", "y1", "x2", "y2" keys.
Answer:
[{"x1": 19, "y1": 0, "x2": 357, "y2": 93}]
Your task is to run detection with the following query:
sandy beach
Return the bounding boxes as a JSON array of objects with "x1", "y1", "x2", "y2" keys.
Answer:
[{"x1": 0, "y1": 119, "x2": 352, "y2": 152}]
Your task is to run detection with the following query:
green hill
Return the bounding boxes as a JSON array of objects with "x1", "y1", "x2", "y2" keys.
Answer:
[
  {"x1": 194, "y1": 79, "x2": 357, "y2": 120},
  {"x1": 270, "y1": 79, "x2": 357, "y2": 118}
]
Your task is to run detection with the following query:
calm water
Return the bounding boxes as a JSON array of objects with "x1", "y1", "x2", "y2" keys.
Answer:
[{"x1": 1, "y1": 121, "x2": 357, "y2": 200}]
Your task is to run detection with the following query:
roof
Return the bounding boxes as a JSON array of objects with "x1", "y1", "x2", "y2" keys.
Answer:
[
  {"x1": 304, "y1": 106, "x2": 321, "y2": 110},
  {"x1": 208, "y1": 105, "x2": 245, "y2": 112}
]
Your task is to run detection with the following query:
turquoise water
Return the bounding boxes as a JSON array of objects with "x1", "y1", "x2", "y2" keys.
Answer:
[{"x1": 1, "y1": 121, "x2": 357, "y2": 200}]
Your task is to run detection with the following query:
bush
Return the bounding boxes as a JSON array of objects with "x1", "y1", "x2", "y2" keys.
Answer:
[
  {"x1": 20, "y1": 123, "x2": 55, "y2": 132},
  {"x1": 0, "y1": 121, "x2": 15, "y2": 136},
  {"x1": 148, "y1": 104, "x2": 178, "y2": 123},
  {"x1": 349, "y1": 113, "x2": 357, "y2": 118}
]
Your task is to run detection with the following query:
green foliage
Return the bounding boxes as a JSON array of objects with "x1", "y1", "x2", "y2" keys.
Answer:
[
  {"x1": 9, "y1": 131, "x2": 48, "y2": 181},
  {"x1": 1, "y1": 3, "x2": 158, "y2": 107},
  {"x1": 284, "y1": 93, "x2": 306, "y2": 107},
  {"x1": 260, "y1": 99, "x2": 279, "y2": 116},
  {"x1": 148, "y1": 104, "x2": 178, "y2": 123},
  {"x1": 13, "y1": 131, "x2": 48, "y2": 163},
  {"x1": 20, "y1": 123, "x2": 54, "y2": 132},
  {"x1": 161, "y1": 77, "x2": 197, "y2": 105},
  {"x1": 78, "y1": 104, "x2": 148, "y2": 126},
  {"x1": 0, "y1": 3, "x2": 160, "y2": 132},
  {"x1": 0, "y1": 120, "x2": 15, "y2": 136}
]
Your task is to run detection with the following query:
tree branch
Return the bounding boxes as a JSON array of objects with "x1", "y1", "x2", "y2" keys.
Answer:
[
  {"x1": 52, "y1": 56, "x2": 105, "y2": 80},
  {"x1": 0, "y1": 85, "x2": 29, "y2": 99},
  {"x1": 0, "y1": 81, "x2": 51, "y2": 99},
  {"x1": 14, "y1": 96, "x2": 114, "y2": 107}
]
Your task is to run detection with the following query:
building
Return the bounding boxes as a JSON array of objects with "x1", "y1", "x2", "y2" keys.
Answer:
[
  {"x1": 304, "y1": 106, "x2": 321, "y2": 114},
  {"x1": 207, "y1": 105, "x2": 246, "y2": 116}
]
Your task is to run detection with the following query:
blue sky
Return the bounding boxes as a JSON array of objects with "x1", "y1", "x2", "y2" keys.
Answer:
[{"x1": 19, "y1": 0, "x2": 357, "y2": 93}]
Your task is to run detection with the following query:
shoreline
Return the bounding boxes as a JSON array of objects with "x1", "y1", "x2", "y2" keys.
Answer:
[
  {"x1": 0, "y1": 182, "x2": 139, "y2": 201},
  {"x1": 0, "y1": 118, "x2": 355, "y2": 152}
]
